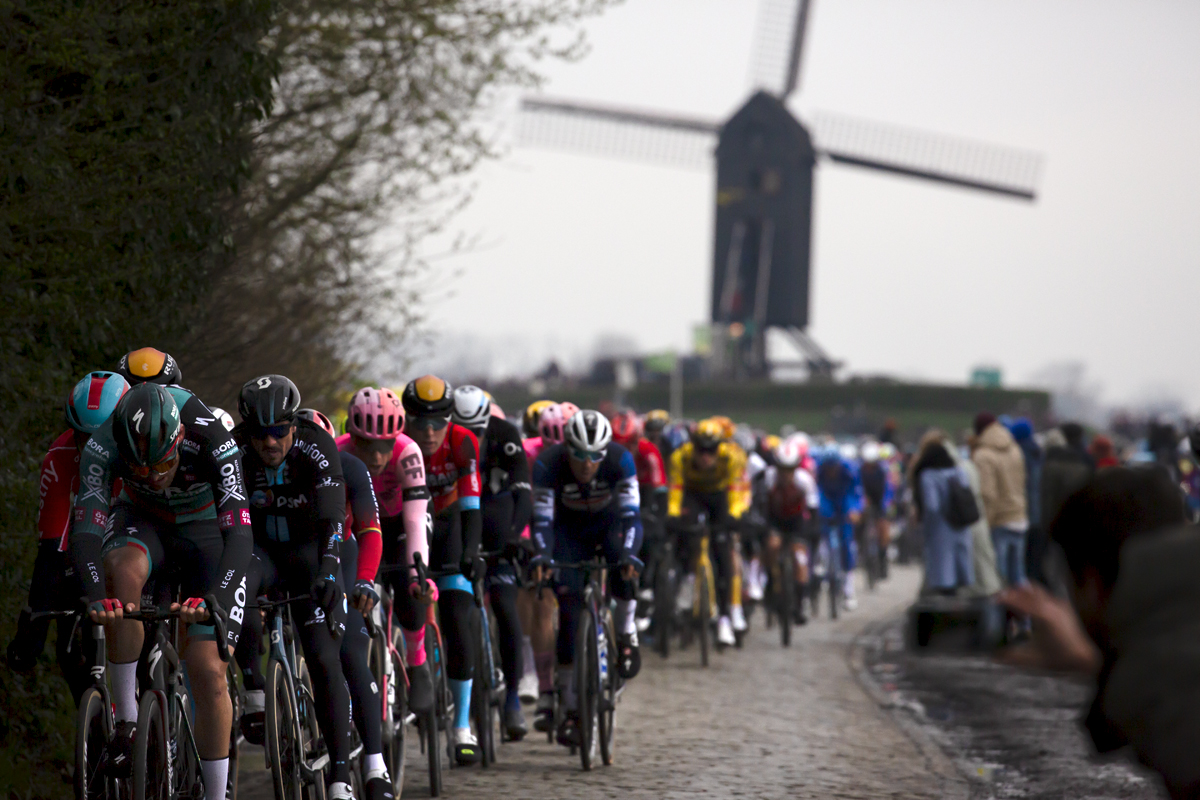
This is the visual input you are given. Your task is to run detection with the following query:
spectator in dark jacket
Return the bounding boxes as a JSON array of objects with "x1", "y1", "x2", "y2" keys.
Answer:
[
  {"x1": 1001, "y1": 467, "x2": 1197, "y2": 799},
  {"x1": 1040, "y1": 423, "x2": 1094, "y2": 530}
]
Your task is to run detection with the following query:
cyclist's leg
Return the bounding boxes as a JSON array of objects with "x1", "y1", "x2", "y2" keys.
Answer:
[
  {"x1": 602, "y1": 521, "x2": 642, "y2": 679},
  {"x1": 551, "y1": 528, "x2": 591, "y2": 716},
  {"x1": 381, "y1": 516, "x2": 428, "y2": 665},
  {"x1": 232, "y1": 549, "x2": 271, "y2": 744},
  {"x1": 482, "y1": 493, "x2": 526, "y2": 714},
  {"x1": 339, "y1": 535, "x2": 387, "y2": 779},
  {"x1": 431, "y1": 508, "x2": 480, "y2": 760},
  {"x1": 841, "y1": 518, "x2": 858, "y2": 600}
]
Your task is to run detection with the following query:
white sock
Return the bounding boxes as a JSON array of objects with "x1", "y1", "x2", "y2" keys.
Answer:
[
  {"x1": 201, "y1": 758, "x2": 229, "y2": 800},
  {"x1": 613, "y1": 598, "x2": 637, "y2": 636},
  {"x1": 364, "y1": 751, "x2": 387, "y2": 777},
  {"x1": 244, "y1": 689, "x2": 265, "y2": 713},
  {"x1": 521, "y1": 636, "x2": 536, "y2": 678},
  {"x1": 110, "y1": 661, "x2": 139, "y2": 723}
]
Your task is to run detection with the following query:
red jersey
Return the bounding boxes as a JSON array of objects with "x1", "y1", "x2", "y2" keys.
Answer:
[
  {"x1": 424, "y1": 424, "x2": 482, "y2": 515},
  {"x1": 37, "y1": 430, "x2": 81, "y2": 551},
  {"x1": 633, "y1": 438, "x2": 667, "y2": 491}
]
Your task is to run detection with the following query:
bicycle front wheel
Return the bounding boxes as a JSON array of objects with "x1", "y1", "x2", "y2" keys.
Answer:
[
  {"x1": 132, "y1": 691, "x2": 169, "y2": 800},
  {"x1": 779, "y1": 553, "x2": 794, "y2": 648},
  {"x1": 266, "y1": 658, "x2": 302, "y2": 800},
  {"x1": 471, "y1": 624, "x2": 495, "y2": 768},
  {"x1": 75, "y1": 686, "x2": 113, "y2": 800},
  {"x1": 696, "y1": 571, "x2": 710, "y2": 668},
  {"x1": 381, "y1": 623, "x2": 406, "y2": 795},
  {"x1": 598, "y1": 610, "x2": 617, "y2": 766},
  {"x1": 575, "y1": 610, "x2": 599, "y2": 771}
]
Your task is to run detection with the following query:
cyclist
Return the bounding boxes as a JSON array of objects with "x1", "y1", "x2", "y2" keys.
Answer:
[
  {"x1": 643, "y1": 409, "x2": 673, "y2": 462},
  {"x1": 451, "y1": 385, "x2": 533, "y2": 740},
  {"x1": 336, "y1": 388, "x2": 435, "y2": 717},
  {"x1": 610, "y1": 410, "x2": 667, "y2": 601},
  {"x1": 666, "y1": 418, "x2": 749, "y2": 647},
  {"x1": 529, "y1": 410, "x2": 642, "y2": 747},
  {"x1": 815, "y1": 443, "x2": 863, "y2": 611},
  {"x1": 762, "y1": 439, "x2": 819, "y2": 625},
  {"x1": 401, "y1": 374, "x2": 484, "y2": 765},
  {"x1": 70, "y1": 382, "x2": 251, "y2": 799},
  {"x1": 522, "y1": 400, "x2": 555, "y2": 439},
  {"x1": 6, "y1": 371, "x2": 129, "y2": 702},
  {"x1": 858, "y1": 440, "x2": 893, "y2": 580},
  {"x1": 115, "y1": 346, "x2": 183, "y2": 386}
]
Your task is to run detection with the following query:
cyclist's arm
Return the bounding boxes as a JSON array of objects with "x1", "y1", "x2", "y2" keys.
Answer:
[
  {"x1": 725, "y1": 445, "x2": 751, "y2": 520},
  {"x1": 342, "y1": 452, "x2": 383, "y2": 582},
  {"x1": 615, "y1": 449, "x2": 643, "y2": 565},
  {"x1": 455, "y1": 427, "x2": 483, "y2": 565},
  {"x1": 69, "y1": 429, "x2": 119, "y2": 604},
  {"x1": 666, "y1": 446, "x2": 686, "y2": 517},
  {"x1": 394, "y1": 439, "x2": 431, "y2": 574},
  {"x1": 308, "y1": 428, "x2": 348, "y2": 585},
  {"x1": 530, "y1": 455, "x2": 555, "y2": 560},
  {"x1": 206, "y1": 432, "x2": 254, "y2": 615},
  {"x1": 500, "y1": 421, "x2": 533, "y2": 542}
]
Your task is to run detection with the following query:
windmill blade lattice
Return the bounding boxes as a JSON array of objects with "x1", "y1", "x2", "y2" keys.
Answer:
[
  {"x1": 748, "y1": 0, "x2": 807, "y2": 97},
  {"x1": 810, "y1": 112, "x2": 1043, "y2": 200},
  {"x1": 517, "y1": 98, "x2": 718, "y2": 169}
]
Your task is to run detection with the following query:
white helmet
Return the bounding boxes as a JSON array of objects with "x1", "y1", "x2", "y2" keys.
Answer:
[
  {"x1": 208, "y1": 406, "x2": 236, "y2": 432},
  {"x1": 860, "y1": 440, "x2": 881, "y2": 463},
  {"x1": 564, "y1": 409, "x2": 612, "y2": 454},
  {"x1": 839, "y1": 441, "x2": 859, "y2": 462},
  {"x1": 787, "y1": 431, "x2": 811, "y2": 458},
  {"x1": 451, "y1": 385, "x2": 491, "y2": 431},
  {"x1": 774, "y1": 439, "x2": 803, "y2": 469}
]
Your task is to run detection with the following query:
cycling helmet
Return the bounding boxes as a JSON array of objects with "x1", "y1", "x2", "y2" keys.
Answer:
[
  {"x1": 564, "y1": 409, "x2": 612, "y2": 454},
  {"x1": 732, "y1": 424, "x2": 757, "y2": 453},
  {"x1": 839, "y1": 442, "x2": 859, "y2": 463},
  {"x1": 879, "y1": 442, "x2": 897, "y2": 461},
  {"x1": 861, "y1": 440, "x2": 881, "y2": 463},
  {"x1": 522, "y1": 400, "x2": 554, "y2": 438},
  {"x1": 112, "y1": 384, "x2": 183, "y2": 468},
  {"x1": 643, "y1": 409, "x2": 670, "y2": 434},
  {"x1": 761, "y1": 434, "x2": 782, "y2": 454},
  {"x1": 402, "y1": 375, "x2": 454, "y2": 418},
  {"x1": 116, "y1": 347, "x2": 182, "y2": 386},
  {"x1": 66, "y1": 371, "x2": 130, "y2": 434},
  {"x1": 709, "y1": 415, "x2": 735, "y2": 442},
  {"x1": 238, "y1": 375, "x2": 302, "y2": 429},
  {"x1": 557, "y1": 401, "x2": 580, "y2": 423},
  {"x1": 298, "y1": 408, "x2": 337, "y2": 437},
  {"x1": 789, "y1": 432, "x2": 811, "y2": 459},
  {"x1": 538, "y1": 403, "x2": 569, "y2": 445},
  {"x1": 610, "y1": 410, "x2": 642, "y2": 447},
  {"x1": 774, "y1": 439, "x2": 803, "y2": 469},
  {"x1": 451, "y1": 386, "x2": 491, "y2": 431},
  {"x1": 346, "y1": 387, "x2": 404, "y2": 439},
  {"x1": 208, "y1": 406, "x2": 236, "y2": 432},
  {"x1": 691, "y1": 419, "x2": 724, "y2": 451}
]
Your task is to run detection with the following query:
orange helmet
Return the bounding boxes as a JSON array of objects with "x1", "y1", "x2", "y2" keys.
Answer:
[{"x1": 610, "y1": 410, "x2": 642, "y2": 447}]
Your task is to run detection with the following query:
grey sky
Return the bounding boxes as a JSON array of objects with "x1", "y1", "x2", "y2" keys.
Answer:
[{"x1": 409, "y1": 0, "x2": 1200, "y2": 410}]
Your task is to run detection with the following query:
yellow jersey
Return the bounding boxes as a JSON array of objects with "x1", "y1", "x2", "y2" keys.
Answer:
[{"x1": 667, "y1": 441, "x2": 750, "y2": 519}]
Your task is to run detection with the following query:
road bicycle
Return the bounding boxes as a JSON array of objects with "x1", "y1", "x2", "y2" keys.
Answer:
[
  {"x1": 470, "y1": 552, "x2": 506, "y2": 765},
  {"x1": 665, "y1": 515, "x2": 719, "y2": 667},
  {"x1": 811, "y1": 517, "x2": 844, "y2": 620},
  {"x1": 857, "y1": 503, "x2": 885, "y2": 591},
  {"x1": 365, "y1": 585, "x2": 408, "y2": 798}
]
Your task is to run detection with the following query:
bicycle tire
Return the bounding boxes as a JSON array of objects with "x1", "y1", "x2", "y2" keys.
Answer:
[
  {"x1": 653, "y1": 556, "x2": 673, "y2": 659},
  {"x1": 382, "y1": 622, "x2": 407, "y2": 795},
  {"x1": 132, "y1": 691, "x2": 169, "y2": 800},
  {"x1": 779, "y1": 551, "x2": 793, "y2": 648},
  {"x1": 696, "y1": 571, "x2": 710, "y2": 667},
  {"x1": 598, "y1": 609, "x2": 617, "y2": 767},
  {"x1": 424, "y1": 622, "x2": 444, "y2": 796},
  {"x1": 75, "y1": 686, "x2": 113, "y2": 800},
  {"x1": 298, "y1": 663, "x2": 328, "y2": 800},
  {"x1": 227, "y1": 662, "x2": 242, "y2": 800},
  {"x1": 829, "y1": 567, "x2": 840, "y2": 620},
  {"x1": 472, "y1": 616, "x2": 495, "y2": 768},
  {"x1": 266, "y1": 658, "x2": 302, "y2": 800},
  {"x1": 575, "y1": 610, "x2": 598, "y2": 771}
]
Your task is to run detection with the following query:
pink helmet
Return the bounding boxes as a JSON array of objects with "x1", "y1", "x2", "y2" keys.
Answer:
[
  {"x1": 557, "y1": 401, "x2": 580, "y2": 423},
  {"x1": 347, "y1": 387, "x2": 405, "y2": 439},
  {"x1": 539, "y1": 403, "x2": 569, "y2": 445},
  {"x1": 298, "y1": 408, "x2": 337, "y2": 437}
]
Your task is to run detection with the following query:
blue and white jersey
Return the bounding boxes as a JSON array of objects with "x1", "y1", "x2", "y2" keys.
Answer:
[{"x1": 531, "y1": 443, "x2": 641, "y2": 559}]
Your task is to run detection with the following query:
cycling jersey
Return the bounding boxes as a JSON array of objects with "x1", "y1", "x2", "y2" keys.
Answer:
[
  {"x1": 630, "y1": 438, "x2": 667, "y2": 494},
  {"x1": 478, "y1": 415, "x2": 531, "y2": 499},
  {"x1": 37, "y1": 429, "x2": 83, "y2": 550},
  {"x1": 530, "y1": 443, "x2": 642, "y2": 562},
  {"x1": 340, "y1": 450, "x2": 382, "y2": 583},
  {"x1": 335, "y1": 433, "x2": 429, "y2": 574},
  {"x1": 815, "y1": 456, "x2": 863, "y2": 519},
  {"x1": 858, "y1": 460, "x2": 894, "y2": 513},
  {"x1": 763, "y1": 465, "x2": 819, "y2": 521},
  {"x1": 423, "y1": 423, "x2": 482, "y2": 516},
  {"x1": 667, "y1": 441, "x2": 750, "y2": 520},
  {"x1": 71, "y1": 386, "x2": 252, "y2": 616},
  {"x1": 240, "y1": 417, "x2": 346, "y2": 582}
]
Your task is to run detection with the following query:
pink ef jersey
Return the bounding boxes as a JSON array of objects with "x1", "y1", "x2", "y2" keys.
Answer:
[
  {"x1": 518, "y1": 437, "x2": 546, "y2": 538},
  {"x1": 336, "y1": 433, "x2": 430, "y2": 569}
]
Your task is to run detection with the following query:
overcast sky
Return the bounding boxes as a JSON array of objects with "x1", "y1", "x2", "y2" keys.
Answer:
[{"x1": 403, "y1": 0, "x2": 1200, "y2": 411}]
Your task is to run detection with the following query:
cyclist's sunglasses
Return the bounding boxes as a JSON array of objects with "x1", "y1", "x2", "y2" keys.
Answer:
[
  {"x1": 129, "y1": 435, "x2": 181, "y2": 478},
  {"x1": 570, "y1": 447, "x2": 607, "y2": 463},
  {"x1": 250, "y1": 422, "x2": 294, "y2": 440},
  {"x1": 353, "y1": 435, "x2": 394, "y2": 455},
  {"x1": 408, "y1": 415, "x2": 450, "y2": 432},
  {"x1": 694, "y1": 443, "x2": 720, "y2": 456}
]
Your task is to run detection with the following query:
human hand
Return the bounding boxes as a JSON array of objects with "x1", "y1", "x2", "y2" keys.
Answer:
[{"x1": 996, "y1": 584, "x2": 1101, "y2": 675}]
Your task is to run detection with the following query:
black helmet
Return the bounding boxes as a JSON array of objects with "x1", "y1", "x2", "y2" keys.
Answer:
[
  {"x1": 113, "y1": 384, "x2": 183, "y2": 468},
  {"x1": 116, "y1": 347, "x2": 183, "y2": 386},
  {"x1": 238, "y1": 375, "x2": 302, "y2": 429},
  {"x1": 401, "y1": 375, "x2": 454, "y2": 418}
]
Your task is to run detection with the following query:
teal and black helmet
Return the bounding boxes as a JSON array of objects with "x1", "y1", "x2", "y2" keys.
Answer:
[
  {"x1": 66, "y1": 371, "x2": 130, "y2": 434},
  {"x1": 113, "y1": 383, "x2": 183, "y2": 467},
  {"x1": 238, "y1": 375, "x2": 301, "y2": 429}
]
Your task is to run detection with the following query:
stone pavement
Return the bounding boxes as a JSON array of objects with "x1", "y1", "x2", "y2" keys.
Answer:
[{"x1": 239, "y1": 564, "x2": 962, "y2": 799}]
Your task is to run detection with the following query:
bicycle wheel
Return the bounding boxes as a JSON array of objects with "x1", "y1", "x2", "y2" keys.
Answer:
[
  {"x1": 696, "y1": 568, "x2": 710, "y2": 667},
  {"x1": 598, "y1": 609, "x2": 617, "y2": 767},
  {"x1": 424, "y1": 623, "x2": 444, "y2": 796},
  {"x1": 75, "y1": 686, "x2": 113, "y2": 800},
  {"x1": 298, "y1": 662, "x2": 328, "y2": 800},
  {"x1": 574, "y1": 610, "x2": 598, "y2": 771},
  {"x1": 779, "y1": 552, "x2": 794, "y2": 648},
  {"x1": 829, "y1": 562, "x2": 840, "y2": 621},
  {"x1": 653, "y1": 553, "x2": 674, "y2": 659},
  {"x1": 266, "y1": 659, "x2": 302, "y2": 800},
  {"x1": 381, "y1": 623, "x2": 406, "y2": 795},
  {"x1": 227, "y1": 662, "x2": 242, "y2": 800},
  {"x1": 471, "y1": 622, "x2": 495, "y2": 768},
  {"x1": 132, "y1": 691, "x2": 169, "y2": 800}
]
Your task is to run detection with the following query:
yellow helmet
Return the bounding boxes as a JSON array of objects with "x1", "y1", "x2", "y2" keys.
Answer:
[
  {"x1": 762, "y1": 434, "x2": 782, "y2": 453},
  {"x1": 644, "y1": 409, "x2": 670, "y2": 433},
  {"x1": 522, "y1": 400, "x2": 555, "y2": 438},
  {"x1": 708, "y1": 415, "x2": 735, "y2": 441},
  {"x1": 692, "y1": 418, "x2": 724, "y2": 450}
]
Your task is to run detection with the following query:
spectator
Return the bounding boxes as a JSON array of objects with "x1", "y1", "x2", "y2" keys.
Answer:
[
  {"x1": 1009, "y1": 418, "x2": 1045, "y2": 584},
  {"x1": 1000, "y1": 467, "x2": 1196, "y2": 799},
  {"x1": 1041, "y1": 423, "x2": 1094, "y2": 531},
  {"x1": 972, "y1": 412, "x2": 1029, "y2": 588},
  {"x1": 1088, "y1": 435, "x2": 1121, "y2": 469},
  {"x1": 909, "y1": 432, "x2": 974, "y2": 593}
]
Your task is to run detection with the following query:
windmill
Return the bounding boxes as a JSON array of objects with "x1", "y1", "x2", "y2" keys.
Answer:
[{"x1": 518, "y1": 0, "x2": 1044, "y2": 381}]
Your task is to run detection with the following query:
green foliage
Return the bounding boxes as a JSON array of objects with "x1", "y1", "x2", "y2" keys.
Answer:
[{"x1": 0, "y1": 0, "x2": 275, "y2": 792}]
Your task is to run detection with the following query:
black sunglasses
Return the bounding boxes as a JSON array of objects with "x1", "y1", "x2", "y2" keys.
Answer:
[
  {"x1": 408, "y1": 415, "x2": 450, "y2": 431},
  {"x1": 251, "y1": 423, "x2": 294, "y2": 440}
]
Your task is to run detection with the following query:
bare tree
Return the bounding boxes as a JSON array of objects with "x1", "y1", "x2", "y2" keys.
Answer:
[{"x1": 177, "y1": 0, "x2": 614, "y2": 411}]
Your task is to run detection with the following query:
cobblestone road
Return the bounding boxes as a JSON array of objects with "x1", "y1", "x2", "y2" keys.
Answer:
[{"x1": 240, "y1": 565, "x2": 962, "y2": 799}]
